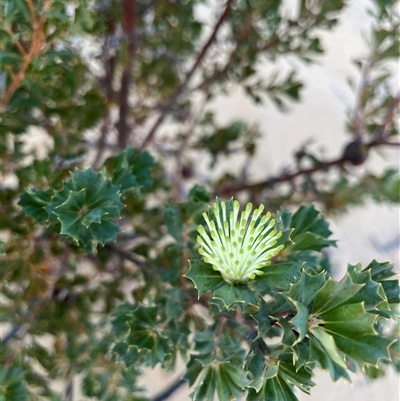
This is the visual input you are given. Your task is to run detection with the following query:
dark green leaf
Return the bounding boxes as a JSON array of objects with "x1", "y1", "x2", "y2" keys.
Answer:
[
  {"x1": 251, "y1": 262, "x2": 303, "y2": 292},
  {"x1": 285, "y1": 270, "x2": 326, "y2": 307},
  {"x1": 164, "y1": 203, "x2": 183, "y2": 241},
  {"x1": 312, "y1": 274, "x2": 363, "y2": 315},
  {"x1": 212, "y1": 283, "x2": 259, "y2": 310},
  {"x1": 184, "y1": 259, "x2": 224, "y2": 297}
]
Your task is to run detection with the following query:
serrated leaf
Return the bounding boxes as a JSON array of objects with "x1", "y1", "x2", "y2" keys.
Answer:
[
  {"x1": 19, "y1": 188, "x2": 54, "y2": 224},
  {"x1": 192, "y1": 361, "x2": 248, "y2": 401},
  {"x1": 278, "y1": 317, "x2": 297, "y2": 346},
  {"x1": 333, "y1": 335, "x2": 393, "y2": 368},
  {"x1": 105, "y1": 147, "x2": 154, "y2": 193},
  {"x1": 290, "y1": 204, "x2": 332, "y2": 238},
  {"x1": 183, "y1": 356, "x2": 204, "y2": 387},
  {"x1": 365, "y1": 259, "x2": 396, "y2": 281},
  {"x1": 251, "y1": 262, "x2": 303, "y2": 292},
  {"x1": 192, "y1": 366, "x2": 216, "y2": 401},
  {"x1": 247, "y1": 373, "x2": 299, "y2": 401},
  {"x1": 51, "y1": 168, "x2": 124, "y2": 251},
  {"x1": 278, "y1": 361, "x2": 314, "y2": 394},
  {"x1": 287, "y1": 232, "x2": 336, "y2": 252},
  {"x1": 285, "y1": 270, "x2": 326, "y2": 307},
  {"x1": 347, "y1": 263, "x2": 389, "y2": 310},
  {"x1": 287, "y1": 298, "x2": 309, "y2": 345},
  {"x1": 212, "y1": 283, "x2": 259, "y2": 310},
  {"x1": 322, "y1": 303, "x2": 377, "y2": 338},
  {"x1": 312, "y1": 274, "x2": 364, "y2": 315},
  {"x1": 251, "y1": 298, "x2": 271, "y2": 338},
  {"x1": 184, "y1": 259, "x2": 224, "y2": 297},
  {"x1": 310, "y1": 328, "x2": 347, "y2": 370},
  {"x1": 320, "y1": 303, "x2": 393, "y2": 367},
  {"x1": 286, "y1": 205, "x2": 336, "y2": 252},
  {"x1": 216, "y1": 363, "x2": 249, "y2": 401},
  {"x1": 111, "y1": 303, "x2": 170, "y2": 367},
  {"x1": 309, "y1": 335, "x2": 350, "y2": 382}
]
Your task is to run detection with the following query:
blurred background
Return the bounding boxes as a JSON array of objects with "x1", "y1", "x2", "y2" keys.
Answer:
[{"x1": 1, "y1": 0, "x2": 399, "y2": 400}]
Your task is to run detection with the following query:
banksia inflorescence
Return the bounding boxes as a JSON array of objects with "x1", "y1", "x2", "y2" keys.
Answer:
[{"x1": 197, "y1": 199, "x2": 284, "y2": 284}]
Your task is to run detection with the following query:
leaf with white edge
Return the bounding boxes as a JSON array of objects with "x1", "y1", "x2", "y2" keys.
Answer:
[
  {"x1": 191, "y1": 365, "x2": 216, "y2": 401},
  {"x1": 215, "y1": 362, "x2": 249, "y2": 401},
  {"x1": 287, "y1": 232, "x2": 336, "y2": 252},
  {"x1": 111, "y1": 304, "x2": 170, "y2": 367},
  {"x1": 192, "y1": 361, "x2": 249, "y2": 401},
  {"x1": 285, "y1": 270, "x2": 326, "y2": 307},
  {"x1": 184, "y1": 356, "x2": 204, "y2": 387},
  {"x1": 320, "y1": 303, "x2": 393, "y2": 367},
  {"x1": 247, "y1": 373, "x2": 299, "y2": 401},
  {"x1": 278, "y1": 361, "x2": 315, "y2": 394},
  {"x1": 19, "y1": 188, "x2": 54, "y2": 224},
  {"x1": 248, "y1": 363, "x2": 279, "y2": 393},
  {"x1": 309, "y1": 335, "x2": 350, "y2": 382},
  {"x1": 212, "y1": 283, "x2": 259, "y2": 310},
  {"x1": 285, "y1": 204, "x2": 336, "y2": 252},
  {"x1": 365, "y1": 259, "x2": 396, "y2": 281},
  {"x1": 346, "y1": 263, "x2": 389, "y2": 311},
  {"x1": 333, "y1": 335, "x2": 393, "y2": 368},
  {"x1": 278, "y1": 318, "x2": 297, "y2": 347},
  {"x1": 286, "y1": 298, "x2": 309, "y2": 345},
  {"x1": 322, "y1": 303, "x2": 377, "y2": 338},
  {"x1": 23, "y1": 168, "x2": 126, "y2": 253},
  {"x1": 185, "y1": 259, "x2": 224, "y2": 297},
  {"x1": 251, "y1": 262, "x2": 303, "y2": 292},
  {"x1": 290, "y1": 204, "x2": 332, "y2": 239},
  {"x1": 251, "y1": 298, "x2": 271, "y2": 338},
  {"x1": 247, "y1": 348, "x2": 271, "y2": 392},
  {"x1": 310, "y1": 328, "x2": 347, "y2": 370},
  {"x1": 312, "y1": 274, "x2": 364, "y2": 315}
]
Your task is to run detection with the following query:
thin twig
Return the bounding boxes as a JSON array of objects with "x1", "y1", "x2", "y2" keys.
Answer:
[
  {"x1": 0, "y1": 0, "x2": 53, "y2": 110},
  {"x1": 216, "y1": 134, "x2": 400, "y2": 198},
  {"x1": 140, "y1": 0, "x2": 235, "y2": 149},
  {"x1": 376, "y1": 94, "x2": 400, "y2": 140},
  {"x1": 116, "y1": 0, "x2": 137, "y2": 149},
  {"x1": 152, "y1": 377, "x2": 187, "y2": 401}
]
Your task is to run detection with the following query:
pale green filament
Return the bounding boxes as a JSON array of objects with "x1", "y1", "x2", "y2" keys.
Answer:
[{"x1": 197, "y1": 200, "x2": 284, "y2": 284}]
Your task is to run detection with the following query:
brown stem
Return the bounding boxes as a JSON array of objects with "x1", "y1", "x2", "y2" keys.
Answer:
[
  {"x1": 116, "y1": 0, "x2": 137, "y2": 149},
  {"x1": 216, "y1": 157, "x2": 344, "y2": 197},
  {"x1": 376, "y1": 94, "x2": 400, "y2": 140},
  {"x1": 140, "y1": 0, "x2": 235, "y2": 149},
  {"x1": 0, "y1": 0, "x2": 52, "y2": 110}
]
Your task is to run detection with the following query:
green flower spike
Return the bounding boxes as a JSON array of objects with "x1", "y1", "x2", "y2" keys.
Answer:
[{"x1": 197, "y1": 200, "x2": 284, "y2": 284}]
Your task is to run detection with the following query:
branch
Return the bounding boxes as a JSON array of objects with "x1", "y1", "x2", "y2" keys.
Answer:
[
  {"x1": 140, "y1": 0, "x2": 234, "y2": 149},
  {"x1": 376, "y1": 94, "x2": 400, "y2": 140},
  {"x1": 216, "y1": 157, "x2": 344, "y2": 197},
  {"x1": 0, "y1": 0, "x2": 53, "y2": 110},
  {"x1": 216, "y1": 134, "x2": 399, "y2": 198},
  {"x1": 152, "y1": 377, "x2": 187, "y2": 401},
  {"x1": 116, "y1": 0, "x2": 137, "y2": 149}
]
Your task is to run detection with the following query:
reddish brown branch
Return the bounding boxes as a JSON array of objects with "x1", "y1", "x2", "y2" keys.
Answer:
[
  {"x1": 216, "y1": 136, "x2": 399, "y2": 198},
  {"x1": 376, "y1": 94, "x2": 400, "y2": 140},
  {"x1": 0, "y1": 0, "x2": 52, "y2": 110},
  {"x1": 140, "y1": 0, "x2": 235, "y2": 149},
  {"x1": 117, "y1": 0, "x2": 137, "y2": 149}
]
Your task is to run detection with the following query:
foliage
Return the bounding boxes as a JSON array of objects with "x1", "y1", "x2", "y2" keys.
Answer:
[{"x1": 1, "y1": 0, "x2": 399, "y2": 400}]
